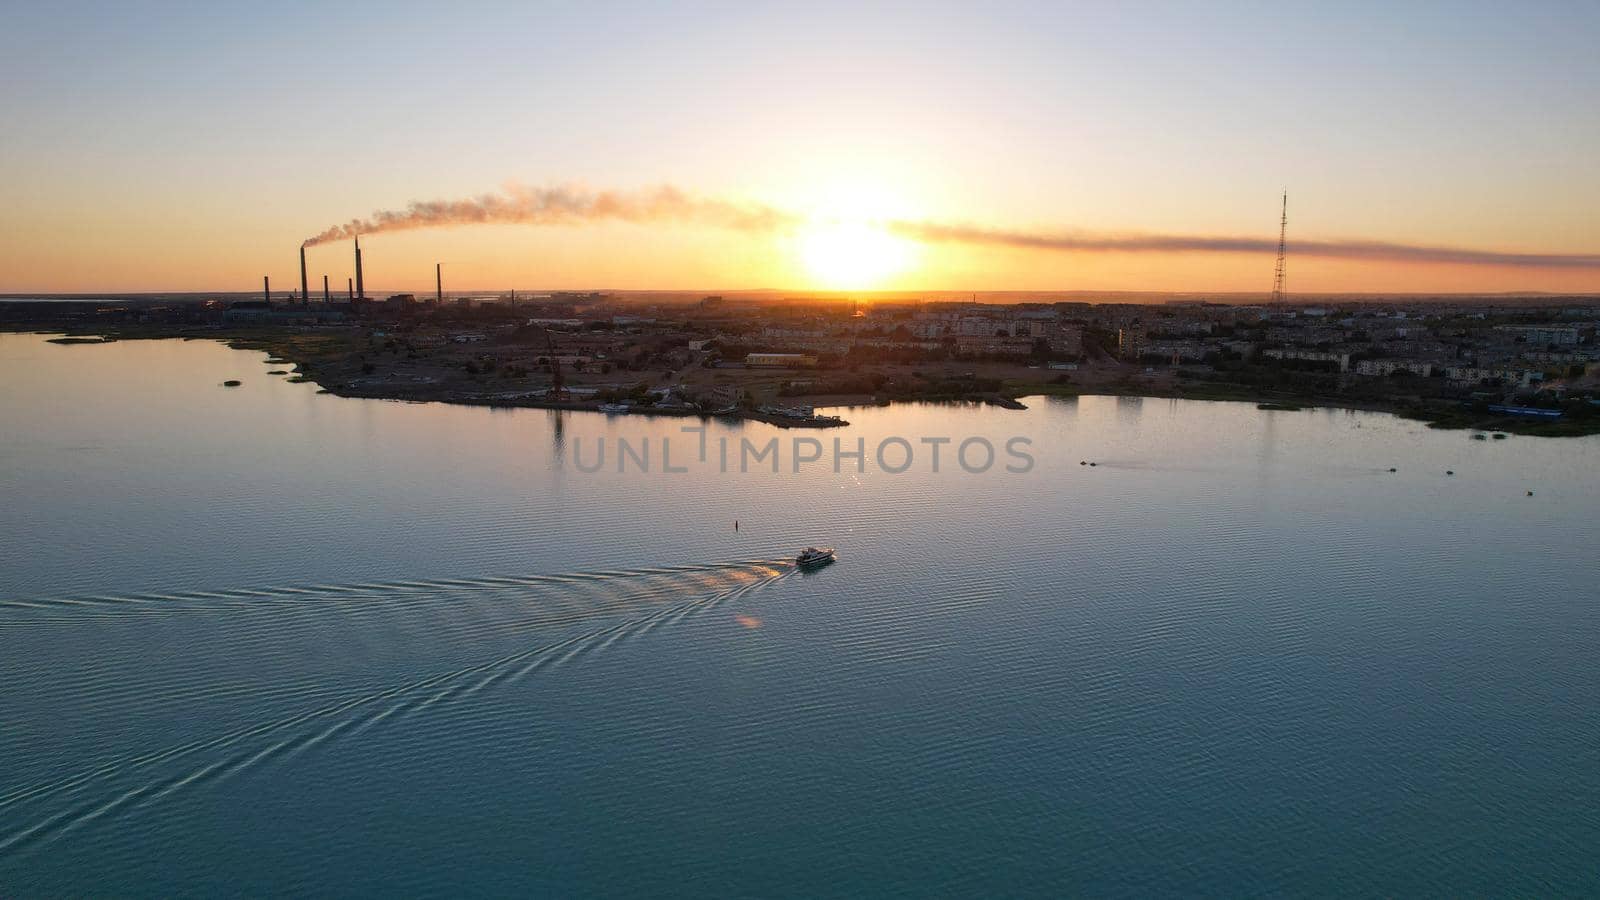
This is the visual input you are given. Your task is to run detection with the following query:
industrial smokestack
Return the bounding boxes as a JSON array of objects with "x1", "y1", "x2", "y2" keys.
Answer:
[
  {"x1": 323, "y1": 274, "x2": 330, "y2": 303},
  {"x1": 347, "y1": 277, "x2": 353, "y2": 300},
  {"x1": 263, "y1": 275, "x2": 270, "y2": 304},
  {"x1": 299, "y1": 245, "x2": 309, "y2": 305},
  {"x1": 354, "y1": 236, "x2": 365, "y2": 300},
  {"x1": 436, "y1": 263, "x2": 443, "y2": 305}
]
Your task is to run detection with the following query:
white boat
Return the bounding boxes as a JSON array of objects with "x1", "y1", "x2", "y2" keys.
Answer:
[
  {"x1": 796, "y1": 547, "x2": 835, "y2": 566},
  {"x1": 598, "y1": 403, "x2": 631, "y2": 413}
]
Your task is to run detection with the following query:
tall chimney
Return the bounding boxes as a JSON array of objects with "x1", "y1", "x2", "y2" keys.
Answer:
[
  {"x1": 299, "y1": 245, "x2": 310, "y2": 305},
  {"x1": 263, "y1": 275, "x2": 270, "y2": 304},
  {"x1": 436, "y1": 263, "x2": 443, "y2": 305},
  {"x1": 347, "y1": 277, "x2": 353, "y2": 300},
  {"x1": 354, "y1": 236, "x2": 365, "y2": 300},
  {"x1": 323, "y1": 274, "x2": 330, "y2": 302}
]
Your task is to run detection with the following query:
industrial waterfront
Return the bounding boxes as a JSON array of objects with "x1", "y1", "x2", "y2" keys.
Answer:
[
  {"x1": 3, "y1": 331, "x2": 1598, "y2": 895},
  {"x1": 6, "y1": 283, "x2": 1600, "y2": 436}
]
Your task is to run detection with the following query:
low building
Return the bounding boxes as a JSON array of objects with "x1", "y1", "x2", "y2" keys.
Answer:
[
  {"x1": 1048, "y1": 323, "x2": 1084, "y2": 356},
  {"x1": 1444, "y1": 366, "x2": 1544, "y2": 388},
  {"x1": 762, "y1": 326, "x2": 829, "y2": 341},
  {"x1": 1520, "y1": 349, "x2": 1595, "y2": 366},
  {"x1": 1262, "y1": 348, "x2": 1350, "y2": 371},
  {"x1": 1146, "y1": 340, "x2": 1208, "y2": 363},
  {"x1": 1265, "y1": 325, "x2": 1342, "y2": 345},
  {"x1": 956, "y1": 316, "x2": 999, "y2": 337},
  {"x1": 222, "y1": 301, "x2": 347, "y2": 325},
  {"x1": 1494, "y1": 325, "x2": 1581, "y2": 346},
  {"x1": 745, "y1": 353, "x2": 818, "y2": 368},
  {"x1": 1354, "y1": 358, "x2": 1435, "y2": 378},
  {"x1": 1118, "y1": 324, "x2": 1145, "y2": 360},
  {"x1": 222, "y1": 301, "x2": 274, "y2": 323},
  {"x1": 955, "y1": 335, "x2": 1034, "y2": 356}
]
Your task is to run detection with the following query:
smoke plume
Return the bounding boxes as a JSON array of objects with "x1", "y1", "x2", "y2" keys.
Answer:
[
  {"x1": 889, "y1": 221, "x2": 1600, "y2": 269},
  {"x1": 303, "y1": 184, "x2": 796, "y2": 247},
  {"x1": 305, "y1": 182, "x2": 1600, "y2": 270}
]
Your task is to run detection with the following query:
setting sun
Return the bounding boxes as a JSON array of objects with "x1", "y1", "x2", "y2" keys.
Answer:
[{"x1": 797, "y1": 221, "x2": 917, "y2": 290}]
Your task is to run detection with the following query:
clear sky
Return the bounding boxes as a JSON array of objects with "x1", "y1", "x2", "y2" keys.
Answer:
[{"x1": 2, "y1": 1, "x2": 1598, "y2": 294}]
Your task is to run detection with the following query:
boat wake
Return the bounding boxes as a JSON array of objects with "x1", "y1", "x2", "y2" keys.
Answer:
[{"x1": 0, "y1": 558, "x2": 792, "y2": 858}]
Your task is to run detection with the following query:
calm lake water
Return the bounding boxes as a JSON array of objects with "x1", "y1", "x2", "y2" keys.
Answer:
[{"x1": 2, "y1": 331, "x2": 1598, "y2": 896}]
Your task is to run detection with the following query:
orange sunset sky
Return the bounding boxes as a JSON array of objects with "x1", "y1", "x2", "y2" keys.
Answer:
[{"x1": 2, "y1": 4, "x2": 1598, "y2": 295}]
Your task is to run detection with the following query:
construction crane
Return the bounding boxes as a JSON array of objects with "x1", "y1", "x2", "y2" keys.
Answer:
[{"x1": 544, "y1": 328, "x2": 567, "y2": 402}]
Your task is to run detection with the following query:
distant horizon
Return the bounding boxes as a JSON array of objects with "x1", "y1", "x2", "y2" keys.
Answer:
[{"x1": 7, "y1": 288, "x2": 1600, "y2": 305}]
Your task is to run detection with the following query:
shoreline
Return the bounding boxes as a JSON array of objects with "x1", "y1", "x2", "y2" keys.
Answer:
[{"x1": 13, "y1": 325, "x2": 1600, "y2": 437}]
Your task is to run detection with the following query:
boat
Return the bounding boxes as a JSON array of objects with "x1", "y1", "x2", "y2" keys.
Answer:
[
  {"x1": 796, "y1": 547, "x2": 835, "y2": 567},
  {"x1": 598, "y1": 403, "x2": 631, "y2": 413}
]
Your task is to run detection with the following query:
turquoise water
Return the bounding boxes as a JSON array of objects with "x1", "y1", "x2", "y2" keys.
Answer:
[{"x1": 2, "y1": 332, "x2": 1598, "y2": 896}]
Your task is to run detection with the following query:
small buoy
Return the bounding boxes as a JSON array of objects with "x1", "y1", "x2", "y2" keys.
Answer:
[
  {"x1": 1079, "y1": 460, "x2": 1087, "y2": 466},
  {"x1": 1446, "y1": 470, "x2": 1454, "y2": 476},
  {"x1": 1388, "y1": 467, "x2": 1397, "y2": 473},
  {"x1": 1089, "y1": 462, "x2": 1098, "y2": 467},
  {"x1": 1526, "y1": 490, "x2": 1533, "y2": 496}
]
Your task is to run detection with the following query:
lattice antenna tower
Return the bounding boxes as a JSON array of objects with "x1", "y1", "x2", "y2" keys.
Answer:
[{"x1": 1270, "y1": 191, "x2": 1287, "y2": 304}]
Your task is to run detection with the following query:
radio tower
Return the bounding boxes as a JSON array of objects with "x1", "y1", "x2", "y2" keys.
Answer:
[{"x1": 1270, "y1": 191, "x2": 1287, "y2": 304}]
